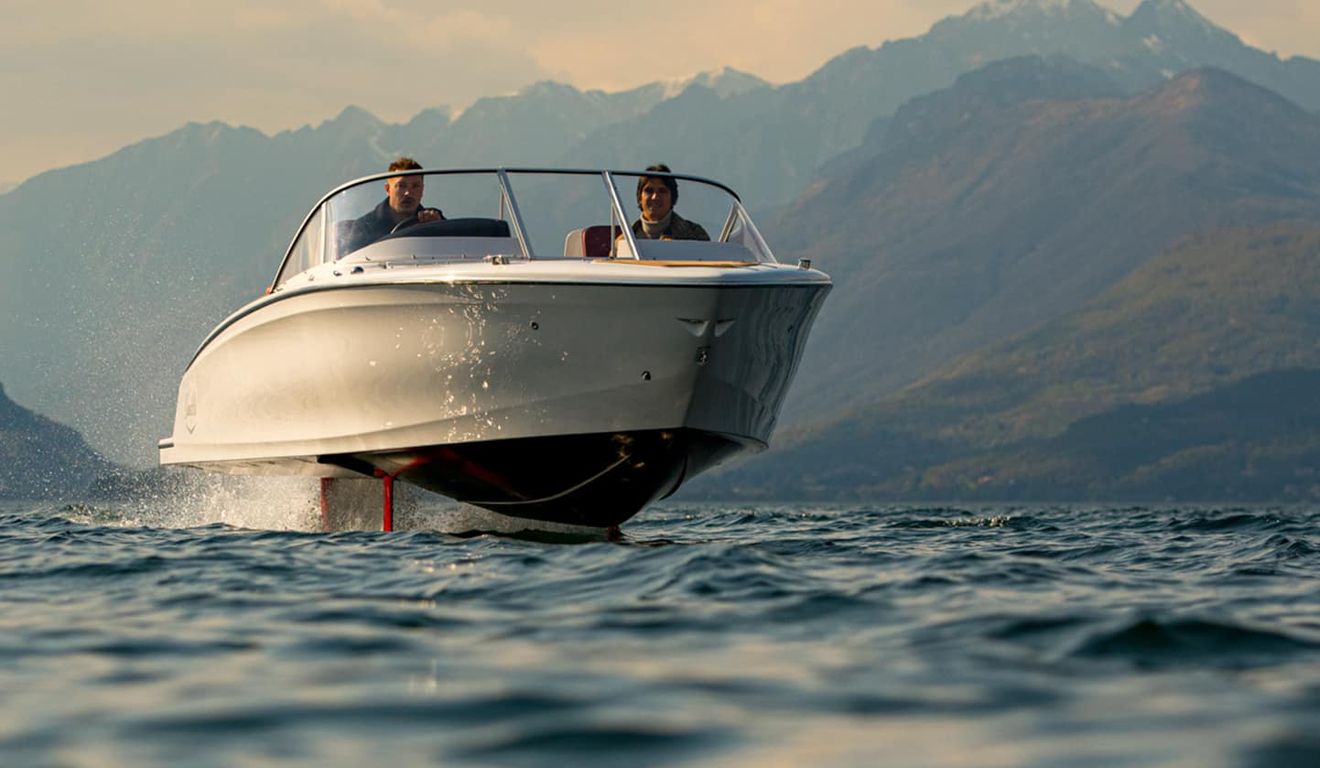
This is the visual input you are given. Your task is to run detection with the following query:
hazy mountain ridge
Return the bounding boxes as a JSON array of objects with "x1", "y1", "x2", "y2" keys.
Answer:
[
  {"x1": 775, "y1": 65, "x2": 1320, "y2": 428},
  {"x1": 909, "y1": 223, "x2": 1320, "y2": 446},
  {"x1": 0, "y1": 383, "x2": 114, "y2": 499}
]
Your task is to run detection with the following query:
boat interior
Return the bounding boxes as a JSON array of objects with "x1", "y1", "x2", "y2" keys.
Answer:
[{"x1": 271, "y1": 168, "x2": 780, "y2": 291}]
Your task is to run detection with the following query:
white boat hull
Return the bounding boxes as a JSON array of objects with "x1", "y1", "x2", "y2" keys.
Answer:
[{"x1": 160, "y1": 263, "x2": 829, "y2": 526}]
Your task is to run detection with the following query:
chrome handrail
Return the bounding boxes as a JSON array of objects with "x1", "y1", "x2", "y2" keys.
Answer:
[
  {"x1": 495, "y1": 169, "x2": 532, "y2": 259},
  {"x1": 736, "y1": 200, "x2": 777, "y2": 264},
  {"x1": 602, "y1": 171, "x2": 640, "y2": 260}
]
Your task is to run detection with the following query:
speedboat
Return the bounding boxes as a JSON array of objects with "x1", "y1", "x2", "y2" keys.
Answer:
[{"x1": 158, "y1": 168, "x2": 830, "y2": 530}]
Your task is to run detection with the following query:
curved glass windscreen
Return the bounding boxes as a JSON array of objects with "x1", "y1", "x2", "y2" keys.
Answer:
[
  {"x1": 273, "y1": 169, "x2": 776, "y2": 289},
  {"x1": 603, "y1": 171, "x2": 776, "y2": 263}
]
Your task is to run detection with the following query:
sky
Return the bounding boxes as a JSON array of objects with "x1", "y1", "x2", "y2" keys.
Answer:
[{"x1": 3, "y1": 0, "x2": 1317, "y2": 187}]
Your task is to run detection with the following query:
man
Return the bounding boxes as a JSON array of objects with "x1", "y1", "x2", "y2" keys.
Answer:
[
  {"x1": 631, "y1": 164, "x2": 709, "y2": 241},
  {"x1": 338, "y1": 157, "x2": 444, "y2": 255}
]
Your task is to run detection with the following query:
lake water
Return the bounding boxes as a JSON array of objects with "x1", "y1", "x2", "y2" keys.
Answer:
[{"x1": 2, "y1": 494, "x2": 1319, "y2": 767}]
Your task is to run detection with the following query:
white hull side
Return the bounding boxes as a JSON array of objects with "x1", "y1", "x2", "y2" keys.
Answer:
[{"x1": 160, "y1": 275, "x2": 827, "y2": 473}]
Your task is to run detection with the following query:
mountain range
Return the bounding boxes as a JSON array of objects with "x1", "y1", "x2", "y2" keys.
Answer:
[
  {"x1": 2, "y1": 0, "x2": 1318, "y2": 501},
  {"x1": 775, "y1": 60, "x2": 1320, "y2": 423},
  {"x1": 699, "y1": 221, "x2": 1320, "y2": 501}
]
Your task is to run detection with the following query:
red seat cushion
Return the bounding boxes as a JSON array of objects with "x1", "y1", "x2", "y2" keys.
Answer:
[{"x1": 583, "y1": 225, "x2": 622, "y2": 258}]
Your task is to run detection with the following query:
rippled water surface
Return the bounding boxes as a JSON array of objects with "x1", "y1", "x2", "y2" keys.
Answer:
[{"x1": 3, "y1": 498, "x2": 1319, "y2": 767}]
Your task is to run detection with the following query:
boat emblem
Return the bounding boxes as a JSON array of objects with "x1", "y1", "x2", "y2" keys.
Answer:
[
  {"x1": 677, "y1": 317, "x2": 736, "y2": 338},
  {"x1": 677, "y1": 318, "x2": 710, "y2": 337}
]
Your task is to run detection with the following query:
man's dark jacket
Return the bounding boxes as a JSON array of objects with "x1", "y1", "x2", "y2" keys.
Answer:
[{"x1": 338, "y1": 199, "x2": 441, "y2": 255}]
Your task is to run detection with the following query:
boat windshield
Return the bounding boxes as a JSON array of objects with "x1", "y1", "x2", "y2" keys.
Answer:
[{"x1": 272, "y1": 169, "x2": 776, "y2": 289}]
